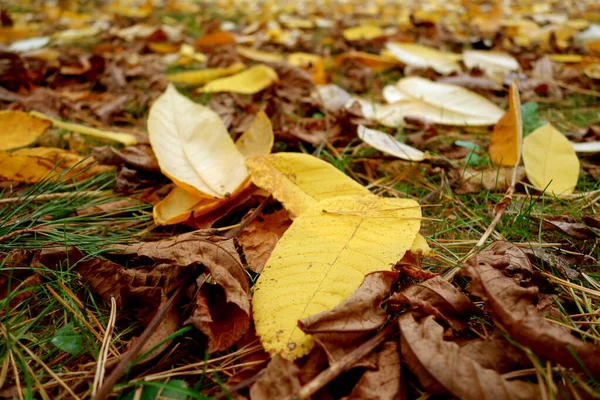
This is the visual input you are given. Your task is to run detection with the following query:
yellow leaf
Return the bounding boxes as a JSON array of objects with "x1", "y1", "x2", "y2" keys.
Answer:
[
  {"x1": 0, "y1": 111, "x2": 51, "y2": 150},
  {"x1": 0, "y1": 147, "x2": 110, "y2": 183},
  {"x1": 489, "y1": 80, "x2": 522, "y2": 166},
  {"x1": 236, "y1": 46, "x2": 286, "y2": 63},
  {"x1": 584, "y1": 64, "x2": 600, "y2": 79},
  {"x1": 253, "y1": 194, "x2": 421, "y2": 360},
  {"x1": 167, "y1": 63, "x2": 245, "y2": 86},
  {"x1": 357, "y1": 125, "x2": 426, "y2": 162},
  {"x1": 342, "y1": 25, "x2": 384, "y2": 41},
  {"x1": 148, "y1": 84, "x2": 248, "y2": 198},
  {"x1": 336, "y1": 51, "x2": 400, "y2": 72},
  {"x1": 287, "y1": 52, "x2": 322, "y2": 67},
  {"x1": 522, "y1": 124, "x2": 580, "y2": 196},
  {"x1": 199, "y1": 65, "x2": 279, "y2": 94},
  {"x1": 153, "y1": 186, "x2": 209, "y2": 225},
  {"x1": 235, "y1": 111, "x2": 274, "y2": 157},
  {"x1": 546, "y1": 54, "x2": 584, "y2": 63},
  {"x1": 411, "y1": 233, "x2": 433, "y2": 256},
  {"x1": 29, "y1": 111, "x2": 137, "y2": 146},
  {"x1": 246, "y1": 153, "x2": 369, "y2": 218},
  {"x1": 385, "y1": 43, "x2": 461, "y2": 75}
]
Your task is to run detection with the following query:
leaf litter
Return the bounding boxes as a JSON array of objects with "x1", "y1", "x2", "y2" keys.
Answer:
[{"x1": 1, "y1": 1, "x2": 600, "y2": 399}]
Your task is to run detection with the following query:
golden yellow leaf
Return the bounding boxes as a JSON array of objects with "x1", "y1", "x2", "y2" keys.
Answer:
[
  {"x1": 489, "y1": 80, "x2": 522, "y2": 166},
  {"x1": 147, "y1": 41, "x2": 179, "y2": 54},
  {"x1": 153, "y1": 186, "x2": 209, "y2": 225},
  {"x1": 385, "y1": 43, "x2": 461, "y2": 75},
  {"x1": 546, "y1": 54, "x2": 584, "y2": 63},
  {"x1": 253, "y1": 194, "x2": 421, "y2": 360},
  {"x1": 237, "y1": 46, "x2": 286, "y2": 63},
  {"x1": 246, "y1": 153, "x2": 369, "y2": 218},
  {"x1": 148, "y1": 84, "x2": 247, "y2": 198},
  {"x1": 584, "y1": 64, "x2": 600, "y2": 79},
  {"x1": 411, "y1": 233, "x2": 433, "y2": 256},
  {"x1": 194, "y1": 31, "x2": 236, "y2": 50},
  {"x1": 522, "y1": 124, "x2": 580, "y2": 196},
  {"x1": 199, "y1": 65, "x2": 279, "y2": 94},
  {"x1": 167, "y1": 63, "x2": 245, "y2": 86},
  {"x1": 235, "y1": 111, "x2": 274, "y2": 157},
  {"x1": 0, "y1": 111, "x2": 51, "y2": 151},
  {"x1": 0, "y1": 147, "x2": 110, "y2": 183},
  {"x1": 336, "y1": 51, "x2": 400, "y2": 72},
  {"x1": 342, "y1": 25, "x2": 384, "y2": 41}
]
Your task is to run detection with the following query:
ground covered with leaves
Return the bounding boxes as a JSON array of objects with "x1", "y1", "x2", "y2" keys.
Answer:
[{"x1": 1, "y1": 0, "x2": 600, "y2": 399}]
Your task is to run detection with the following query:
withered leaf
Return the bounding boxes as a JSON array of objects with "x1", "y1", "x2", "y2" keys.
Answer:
[
  {"x1": 530, "y1": 215, "x2": 594, "y2": 240},
  {"x1": 388, "y1": 276, "x2": 480, "y2": 330},
  {"x1": 520, "y1": 247, "x2": 592, "y2": 280},
  {"x1": 299, "y1": 271, "x2": 399, "y2": 364},
  {"x1": 399, "y1": 314, "x2": 540, "y2": 399},
  {"x1": 249, "y1": 355, "x2": 302, "y2": 400},
  {"x1": 92, "y1": 145, "x2": 160, "y2": 172},
  {"x1": 459, "y1": 337, "x2": 530, "y2": 374},
  {"x1": 463, "y1": 241, "x2": 600, "y2": 378}
]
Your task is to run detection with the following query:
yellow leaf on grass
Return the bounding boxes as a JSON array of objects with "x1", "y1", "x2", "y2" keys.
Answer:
[
  {"x1": 357, "y1": 125, "x2": 426, "y2": 161},
  {"x1": 237, "y1": 46, "x2": 286, "y2": 63},
  {"x1": 167, "y1": 63, "x2": 245, "y2": 86},
  {"x1": 0, "y1": 147, "x2": 110, "y2": 183},
  {"x1": 0, "y1": 111, "x2": 51, "y2": 150},
  {"x1": 246, "y1": 153, "x2": 369, "y2": 218},
  {"x1": 148, "y1": 84, "x2": 248, "y2": 198},
  {"x1": 489, "y1": 80, "x2": 522, "y2": 166},
  {"x1": 199, "y1": 65, "x2": 279, "y2": 94},
  {"x1": 154, "y1": 111, "x2": 273, "y2": 225},
  {"x1": 253, "y1": 194, "x2": 421, "y2": 360},
  {"x1": 522, "y1": 124, "x2": 580, "y2": 196},
  {"x1": 385, "y1": 42, "x2": 461, "y2": 75},
  {"x1": 342, "y1": 25, "x2": 384, "y2": 41},
  {"x1": 411, "y1": 233, "x2": 433, "y2": 256}
]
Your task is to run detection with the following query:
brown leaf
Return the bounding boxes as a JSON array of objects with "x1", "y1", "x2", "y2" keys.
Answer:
[
  {"x1": 249, "y1": 355, "x2": 302, "y2": 400},
  {"x1": 225, "y1": 325, "x2": 270, "y2": 388},
  {"x1": 92, "y1": 145, "x2": 159, "y2": 172},
  {"x1": 458, "y1": 337, "x2": 530, "y2": 374},
  {"x1": 237, "y1": 209, "x2": 292, "y2": 273},
  {"x1": 463, "y1": 241, "x2": 600, "y2": 378},
  {"x1": 299, "y1": 271, "x2": 398, "y2": 364},
  {"x1": 530, "y1": 215, "x2": 594, "y2": 240},
  {"x1": 399, "y1": 314, "x2": 540, "y2": 399},
  {"x1": 76, "y1": 199, "x2": 140, "y2": 216},
  {"x1": 452, "y1": 166, "x2": 526, "y2": 194},
  {"x1": 520, "y1": 247, "x2": 594, "y2": 280},
  {"x1": 342, "y1": 341, "x2": 404, "y2": 400},
  {"x1": 388, "y1": 276, "x2": 480, "y2": 330}
]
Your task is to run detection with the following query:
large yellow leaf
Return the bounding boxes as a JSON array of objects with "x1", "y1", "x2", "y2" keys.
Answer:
[
  {"x1": 246, "y1": 153, "x2": 369, "y2": 218},
  {"x1": 385, "y1": 43, "x2": 461, "y2": 74},
  {"x1": 167, "y1": 63, "x2": 245, "y2": 86},
  {"x1": 253, "y1": 194, "x2": 421, "y2": 360},
  {"x1": 199, "y1": 65, "x2": 279, "y2": 94},
  {"x1": 0, "y1": 147, "x2": 110, "y2": 183},
  {"x1": 148, "y1": 84, "x2": 248, "y2": 198},
  {"x1": 154, "y1": 111, "x2": 273, "y2": 225},
  {"x1": 489, "y1": 80, "x2": 522, "y2": 166},
  {"x1": 0, "y1": 111, "x2": 51, "y2": 150},
  {"x1": 522, "y1": 124, "x2": 580, "y2": 196},
  {"x1": 342, "y1": 25, "x2": 384, "y2": 41}
]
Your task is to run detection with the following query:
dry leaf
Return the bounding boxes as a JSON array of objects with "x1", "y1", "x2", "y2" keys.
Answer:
[
  {"x1": 522, "y1": 123, "x2": 580, "y2": 196},
  {"x1": 253, "y1": 195, "x2": 421, "y2": 360},
  {"x1": 200, "y1": 65, "x2": 278, "y2": 94},
  {"x1": 453, "y1": 166, "x2": 526, "y2": 194},
  {"x1": 530, "y1": 215, "x2": 594, "y2": 240},
  {"x1": 462, "y1": 50, "x2": 520, "y2": 80},
  {"x1": 148, "y1": 84, "x2": 248, "y2": 198},
  {"x1": 0, "y1": 110, "x2": 51, "y2": 150},
  {"x1": 92, "y1": 145, "x2": 159, "y2": 172},
  {"x1": 249, "y1": 355, "x2": 301, "y2": 400},
  {"x1": 236, "y1": 46, "x2": 286, "y2": 63},
  {"x1": 357, "y1": 124, "x2": 426, "y2": 161},
  {"x1": 194, "y1": 31, "x2": 236, "y2": 50},
  {"x1": 342, "y1": 25, "x2": 384, "y2": 41},
  {"x1": 385, "y1": 42, "x2": 461, "y2": 74},
  {"x1": 246, "y1": 152, "x2": 370, "y2": 218},
  {"x1": 336, "y1": 51, "x2": 400, "y2": 72},
  {"x1": 399, "y1": 313, "x2": 540, "y2": 399},
  {"x1": 167, "y1": 63, "x2": 245, "y2": 86},
  {"x1": 489, "y1": 80, "x2": 522, "y2": 166},
  {"x1": 234, "y1": 111, "x2": 274, "y2": 157},
  {"x1": 459, "y1": 337, "x2": 530, "y2": 374}
]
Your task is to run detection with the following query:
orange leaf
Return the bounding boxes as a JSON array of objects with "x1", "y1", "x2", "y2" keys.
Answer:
[
  {"x1": 194, "y1": 31, "x2": 236, "y2": 50},
  {"x1": 489, "y1": 81, "x2": 522, "y2": 166}
]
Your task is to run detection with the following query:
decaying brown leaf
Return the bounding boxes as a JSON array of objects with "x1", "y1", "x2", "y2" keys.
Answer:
[
  {"x1": 249, "y1": 355, "x2": 302, "y2": 400},
  {"x1": 399, "y1": 313, "x2": 540, "y2": 399},
  {"x1": 458, "y1": 337, "x2": 530, "y2": 374},
  {"x1": 530, "y1": 215, "x2": 594, "y2": 240},
  {"x1": 463, "y1": 241, "x2": 600, "y2": 378},
  {"x1": 452, "y1": 166, "x2": 526, "y2": 194},
  {"x1": 92, "y1": 145, "x2": 160, "y2": 172}
]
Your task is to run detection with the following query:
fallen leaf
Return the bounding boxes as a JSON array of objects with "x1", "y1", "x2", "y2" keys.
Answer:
[
  {"x1": 246, "y1": 152, "x2": 370, "y2": 218},
  {"x1": 316, "y1": 84, "x2": 352, "y2": 113},
  {"x1": 92, "y1": 145, "x2": 160, "y2": 172},
  {"x1": 530, "y1": 215, "x2": 594, "y2": 240},
  {"x1": 489, "y1": 80, "x2": 522, "y2": 166},
  {"x1": 194, "y1": 31, "x2": 236, "y2": 50},
  {"x1": 234, "y1": 111, "x2": 274, "y2": 157},
  {"x1": 389, "y1": 276, "x2": 479, "y2": 330},
  {"x1": 463, "y1": 242, "x2": 600, "y2": 378},
  {"x1": 459, "y1": 337, "x2": 530, "y2": 374},
  {"x1": 299, "y1": 271, "x2": 399, "y2": 363},
  {"x1": 249, "y1": 355, "x2": 301, "y2": 400},
  {"x1": 253, "y1": 195, "x2": 421, "y2": 360},
  {"x1": 200, "y1": 65, "x2": 278, "y2": 94},
  {"x1": 167, "y1": 63, "x2": 245, "y2": 86},
  {"x1": 147, "y1": 84, "x2": 248, "y2": 198},
  {"x1": 237, "y1": 209, "x2": 292, "y2": 273},
  {"x1": 453, "y1": 166, "x2": 527, "y2": 194},
  {"x1": 522, "y1": 123, "x2": 580, "y2": 196},
  {"x1": 399, "y1": 314, "x2": 540, "y2": 399},
  {"x1": 462, "y1": 50, "x2": 520, "y2": 81},
  {"x1": 385, "y1": 42, "x2": 461, "y2": 74},
  {"x1": 336, "y1": 51, "x2": 400, "y2": 72},
  {"x1": 584, "y1": 63, "x2": 600, "y2": 79},
  {"x1": 0, "y1": 147, "x2": 111, "y2": 183},
  {"x1": 357, "y1": 124, "x2": 426, "y2": 161},
  {"x1": 236, "y1": 46, "x2": 286, "y2": 63},
  {"x1": 342, "y1": 25, "x2": 384, "y2": 41},
  {"x1": 0, "y1": 110, "x2": 51, "y2": 150}
]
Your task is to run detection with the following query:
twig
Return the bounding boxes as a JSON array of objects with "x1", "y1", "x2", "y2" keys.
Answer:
[
  {"x1": 0, "y1": 227, "x2": 54, "y2": 243},
  {"x1": 92, "y1": 285, "x2": 186, "y2": 400},
  {"x1": 287, "y1": 321, "x2": 397, "y2": 400},
  {"x1": 222, "y1": 195, "x2": 272, "y2": 240},
  {"x1": 92, "y1": 296, "x2": 117, "y2": 397},
  {"x1": 0, "y1": 190, "x2": 108, "y2": 205}
]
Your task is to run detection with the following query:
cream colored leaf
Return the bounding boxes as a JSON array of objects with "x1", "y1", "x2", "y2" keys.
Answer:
[
  {"x1": 236, "y1": 46, "x2": 286, "y2": 63},
  {"x1": 246, "y1": 153, "x2": 369, "y2": 218},
  {"x1": 385, "y1": 43, "x2": 461, "y2": 74},
  {"x1": 0, "y1": 111, "x2": 51, "y2": 150},
  {"x1": 382, "y1": 85, "x2": 411, "y2": 103},
  {"x1": 342, "y1": 25, "x2": 384, "y2": 41},
  {"x1": 148, "y1": 84, "x2": 247, "y2": 198},
  {"x1": 357, "y1": 125, "x2": 426, "y2": 161},
  {"x1": 153, "y1": 186, "x2": 208, "y2": 225},
  {"x1": 253, "y1": 195, "x2": 421, "y2": 360},
  {"x1": 235, "y1": 111, "x2": 274, "y2": 157},
  {"x1": 199, "y1": 65, "x2": 279, "y2": 94},
  {"x1": 316, "y1": 84, "x2": 353, "y2": 113},
  {"x1": 167, "y1": 63, "x2": 245, "y2": 86},
  {"x1": 522, "y1": 124, "x2": 580, "y2": 196},
  {"x1": 571, "y1": 141, "x2": 600, "y2": 153},
  {"x1": 462, "y1": 50, "x2": 520, "y2": 79}
]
